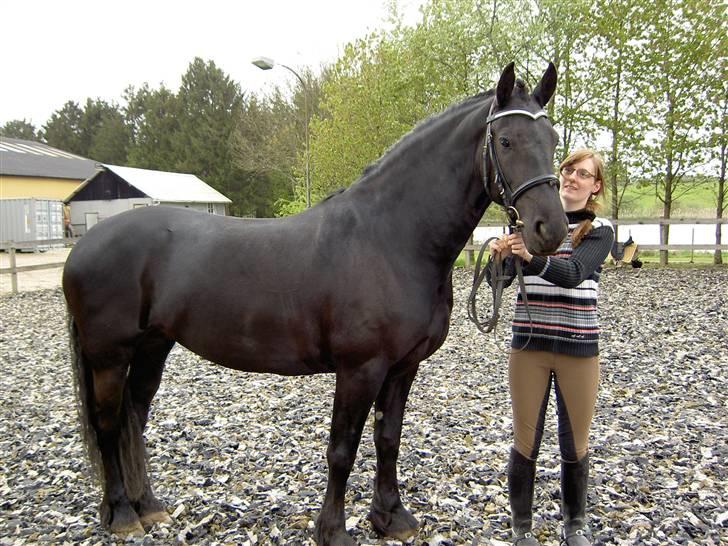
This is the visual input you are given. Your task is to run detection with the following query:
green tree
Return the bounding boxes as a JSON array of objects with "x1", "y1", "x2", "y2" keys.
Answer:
[
  {"x1": 81, "y1": 99, "x2": 129, "y2": 164},
  {"x1": 231, "y1": 92, "x2": 298, "y2": 215},
  {"x1": 526, "y1": 0, "x2": 599, "y2": 156},
  {"x1": 636, "y1": 0, "x2": 723, "y2": 263},
  {"x1": 705, "y1": 70, "x2": 727, "y2": 264},
  {"x1": 0, "y1": 119, "x2": 38, "y2": 140},
  {"x1": 591, "y1": 0, "x2": 650, "y2": 234},
  {"x1": 41, "y1": 99, "x2": 129, "y2": 162},
  {"x1": 42, "y1": 101, "x2": 84, "y2": 155},
  {"x1": 125, "y1": 85, "x2": 182, "y2": 172},
  {"x1": 175, "y1": 58, "x2": 244, "y2": 208}
]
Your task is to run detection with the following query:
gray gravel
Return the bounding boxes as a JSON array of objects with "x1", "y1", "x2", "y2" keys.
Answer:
[{"x1": 0, "y1": 266, "x2": 726, "y2": 546}]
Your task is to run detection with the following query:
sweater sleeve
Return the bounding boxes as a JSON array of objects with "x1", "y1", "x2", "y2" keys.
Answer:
[{"x1": 522, "y1": 223, "x2": 615, "y2": 288}]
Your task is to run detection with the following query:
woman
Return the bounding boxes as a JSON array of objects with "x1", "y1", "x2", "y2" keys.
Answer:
[{"x1": 487, "y1": 149, "x2": 614, "y2": 546}]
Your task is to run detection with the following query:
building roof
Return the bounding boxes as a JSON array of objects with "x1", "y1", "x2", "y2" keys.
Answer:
[
  {"x1": 0, "y1": 137, "x2": 98, "y2": 180},
  {"x1": 67, "y1": 164, "x2": 232, "y2": 204}
]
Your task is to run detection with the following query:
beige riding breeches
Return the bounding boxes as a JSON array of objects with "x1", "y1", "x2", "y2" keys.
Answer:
[{"x1": 509, "y1": 349, "x2": 599, "y2": 462}]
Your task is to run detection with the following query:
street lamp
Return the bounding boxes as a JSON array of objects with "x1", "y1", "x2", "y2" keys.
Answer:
[{"x1": 252, "y1": 56, "x2": 311, "y2": 209}]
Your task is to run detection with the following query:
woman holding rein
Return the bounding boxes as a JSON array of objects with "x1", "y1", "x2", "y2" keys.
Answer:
[{"x1": 487, "y1": 149, "x2": 614, "y2": 546}]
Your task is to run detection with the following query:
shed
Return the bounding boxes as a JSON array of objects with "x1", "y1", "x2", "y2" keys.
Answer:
[{"x1": 65, "y1": 164, "x2": 232, "y2": 235}]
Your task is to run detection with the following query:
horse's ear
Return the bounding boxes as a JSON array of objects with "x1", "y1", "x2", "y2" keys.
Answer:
[
  {"x1": 496, "y1": 62, "x2": 516, "y2": 107},
  {"x1": 533, "y1": 62, "x2": 558, "y2": 107}
]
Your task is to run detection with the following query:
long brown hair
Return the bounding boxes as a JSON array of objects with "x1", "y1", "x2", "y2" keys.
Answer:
[{"x1": 560, "y1": 148, "x2": 606, "y2": 246}]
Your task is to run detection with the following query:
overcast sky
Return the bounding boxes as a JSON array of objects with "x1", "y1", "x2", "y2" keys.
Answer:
[{"x1": 1, "y1": 0, "x2": 424, "y2": 128}]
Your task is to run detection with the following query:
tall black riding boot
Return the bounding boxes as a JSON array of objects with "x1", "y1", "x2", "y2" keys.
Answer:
[
  {"x1": 560, "y1": 454, "x2": 591, "y2": 546},
  {"x1": 508, "y1": 448, "x2": 541, "y2": 546}
]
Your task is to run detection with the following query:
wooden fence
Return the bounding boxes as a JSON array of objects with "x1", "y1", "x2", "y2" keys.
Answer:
[
  {"x1": 0, "y1": 239, "x2": 75, "y2": 294},
  {"x1": 463, "y1": 217, "x2": 728, "y2": 265}
]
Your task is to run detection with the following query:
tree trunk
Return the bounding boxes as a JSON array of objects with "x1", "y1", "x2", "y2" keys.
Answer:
[
  {"x1": 715, "y1": 140, "x2": 726, "y2": 265},
  {"x1": 660, "y1": 176, "x2": 672, "y2": 266},
  {"x1": 660, "y1": 90, "x2": 675, "y2": 266},
  {"x1": 610, "y1": 53, "x2": 623, "y2": 241}
]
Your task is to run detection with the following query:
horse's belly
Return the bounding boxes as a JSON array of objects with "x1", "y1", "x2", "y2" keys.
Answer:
[{"x1": 162, "y1": 305, "x2": 330, "y2": 376}]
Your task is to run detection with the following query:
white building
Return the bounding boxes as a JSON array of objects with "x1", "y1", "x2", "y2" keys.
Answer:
[{"x1": 65, "y1": 164, "x2": 232, "y2": 235}]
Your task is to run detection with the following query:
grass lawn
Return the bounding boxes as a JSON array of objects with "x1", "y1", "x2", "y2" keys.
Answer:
[{"x1": 612, "y1": 180, "x2": 720, "y2": 218}]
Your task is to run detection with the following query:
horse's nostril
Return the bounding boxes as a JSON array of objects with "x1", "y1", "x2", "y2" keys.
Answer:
[{"x1": 535, "y1": 220, "x2": 547, "y2": 239}]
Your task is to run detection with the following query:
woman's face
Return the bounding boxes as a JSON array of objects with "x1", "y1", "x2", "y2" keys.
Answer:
[{"x1": 559, "y1": 157, "x2": 601, "y2": 211}]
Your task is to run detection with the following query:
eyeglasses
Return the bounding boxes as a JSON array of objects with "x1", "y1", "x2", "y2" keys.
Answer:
[{"x1": 560, "y1": 165, "x2": 596, "y2": 180}]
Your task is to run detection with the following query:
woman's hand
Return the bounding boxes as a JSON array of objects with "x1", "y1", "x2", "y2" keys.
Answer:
[
  {"x1": 488, "y1": 235, "x2": 512, "y2": 257},
  {"x1": 507, "y1": 232, "x2": 533, "y2": 263}
]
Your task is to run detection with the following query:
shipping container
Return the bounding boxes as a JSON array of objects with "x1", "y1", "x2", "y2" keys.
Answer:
[{"x1": 0, "y1": 198, "x2": 64, "y2": 250}]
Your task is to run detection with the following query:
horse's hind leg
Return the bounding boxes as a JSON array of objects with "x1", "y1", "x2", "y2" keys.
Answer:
[
  {"x1": 369, "y1": 365, "x2": 420, "y2": 541},
  {"x1": 126, "y1": 335, "x2": 174, "y2": 529},
  {"x1": 90, "y1": 359, "x2": 146, "y2": 538}
]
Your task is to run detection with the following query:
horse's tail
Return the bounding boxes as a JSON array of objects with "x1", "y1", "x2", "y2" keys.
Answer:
[
  {"x1": 118, "y1": 387, "x2": 147, "y2": 502},
  {"x1": 68, "y1": 315, "x2": 147, "y2": 501},
  {"x1": 68, "y1": 314, "x2": 104, "y2": 486}
]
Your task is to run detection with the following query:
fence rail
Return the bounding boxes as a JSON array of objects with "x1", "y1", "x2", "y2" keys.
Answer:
[
  {"x1": 0, "y1": 239, "x2": 75, "y2": 294},
  {"x1": 464, "y1": 217, "x2": 728, "y2": 264},
  {"x1": 476, "y1": 217, "x2": 728, "y2": 227}
]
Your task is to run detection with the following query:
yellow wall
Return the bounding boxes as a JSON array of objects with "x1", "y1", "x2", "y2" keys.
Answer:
[{"x1": 0, "y1": 175, "x2": 83, "y2": 201}]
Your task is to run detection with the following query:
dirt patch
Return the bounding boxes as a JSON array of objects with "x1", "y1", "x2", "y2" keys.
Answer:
[{"x1": 0, "y1": 247, "x2": 72, "y2": 295}]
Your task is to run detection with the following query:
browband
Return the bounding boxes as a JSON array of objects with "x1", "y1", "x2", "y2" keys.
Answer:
[{"x1": 486, "y1": 109, "x2": 548, "y2": 123}]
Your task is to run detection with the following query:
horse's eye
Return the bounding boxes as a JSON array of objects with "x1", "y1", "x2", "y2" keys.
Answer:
[{"x1": 499, "y1": 137, "x2": 510, "y2": 148}]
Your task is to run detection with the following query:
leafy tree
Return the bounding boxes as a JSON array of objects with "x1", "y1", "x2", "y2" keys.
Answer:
[
  {"x1": 175, "y1": 58, "x2": 244, "y2": 207},
  {"x1": 42, "y1": 101, "x2": 84, "y2": 155},
  {"x1": 231, "y1": 92, "x2": 297, "y2": 215},
  {"x1": 81, "y1": 99, "x2": 130, "y2": 164},
  {"x1": 41, "y1": 99, "x2": 129, "y2": 162},
  {"x1": 635, "y1": 0, "x2": 723, "y2": 263},
  {"x1": 0, "y1": 119, "x2": 38, "y2": 140},
  {"x1": 590, "y1": 0, "x2": 650, "y2": 235},
  {"x1": 310, "y1": 33, "x2": 426, "y2": 200},
  {"x1": 526, "y1": 0, "x2": 600, "y2": 157},
  {"x1": 125, "y1": 85, "x2": 182, "y2": 171},
  {"x1": 705, "y1": 69, "x2": 727, "y2": 264}
]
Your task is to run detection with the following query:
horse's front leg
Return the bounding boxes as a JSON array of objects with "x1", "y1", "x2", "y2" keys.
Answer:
[
  {"x1": 368, "y1": 364, "x2": 420, "y2": 541},
  {"x1": 314, "y1": 360, "x2": 388, "y2": 546}
]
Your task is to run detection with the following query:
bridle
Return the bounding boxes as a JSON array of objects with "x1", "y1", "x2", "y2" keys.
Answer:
[
  {"x1": 483, "y1": 100, "x2": 559, "y2": 224},
  {"x1": 467, "y1": 100, "x2": 559, "y2": 338}
]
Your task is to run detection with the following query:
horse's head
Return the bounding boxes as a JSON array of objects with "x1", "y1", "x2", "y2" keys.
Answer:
[{"x1": 484, "y1": 62, "x2": 567, "y2": 255}]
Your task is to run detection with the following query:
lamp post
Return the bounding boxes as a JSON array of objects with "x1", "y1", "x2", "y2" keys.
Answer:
[{"x1": 252, "y1": 56, "x2": 311, "y2": 209}]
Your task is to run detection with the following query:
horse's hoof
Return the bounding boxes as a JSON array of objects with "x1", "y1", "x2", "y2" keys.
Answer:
[
  {"x1": 140, "y1": 510, "x2": 172, "y2": 528},
  {"x1": 315, "y1": 532, "x2": 358, "y2": 546},
  {"x1": 111, "y1": 520, "x2": 145, "y2": 538},
  {"x1": 369, "y1": 505, "x2": 419, "y2": 541},
  {"x1": 314, "y1": 520, "x2": 359, "y2": 546},
  {"x1": 104, "y1": 499, "x2": 146, "y2": 538}
]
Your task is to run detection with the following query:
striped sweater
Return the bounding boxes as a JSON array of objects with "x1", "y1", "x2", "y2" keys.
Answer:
[{"x1": 487, "y1": 210, "x2": 614, "y2": 357}]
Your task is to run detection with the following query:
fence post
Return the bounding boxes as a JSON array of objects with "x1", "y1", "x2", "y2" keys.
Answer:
[
  {"x1": 9, "y1": 246, "x2": 18, "y2": 294},
  {"x1": 465, "y1": 234, "x2": 473, "y2": 267}
]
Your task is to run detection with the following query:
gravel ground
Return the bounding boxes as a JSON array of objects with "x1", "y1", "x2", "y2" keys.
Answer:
[{"x1": 0, "y1": 266, "x2": 726, "y2": 546}]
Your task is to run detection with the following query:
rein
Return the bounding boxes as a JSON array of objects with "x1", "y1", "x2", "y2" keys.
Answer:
[{"x1": 466, "y1": 101, "x2": 557, "y2": 341}]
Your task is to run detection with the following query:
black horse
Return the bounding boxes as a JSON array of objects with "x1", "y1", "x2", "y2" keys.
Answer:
[{"x1": 63, "y1": 62, "x2": 567, "y2": 545}]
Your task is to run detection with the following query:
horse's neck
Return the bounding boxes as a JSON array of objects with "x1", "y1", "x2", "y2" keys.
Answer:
[{"x1": 353, "y1": 103, "x2": 491, "y2": 265}]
